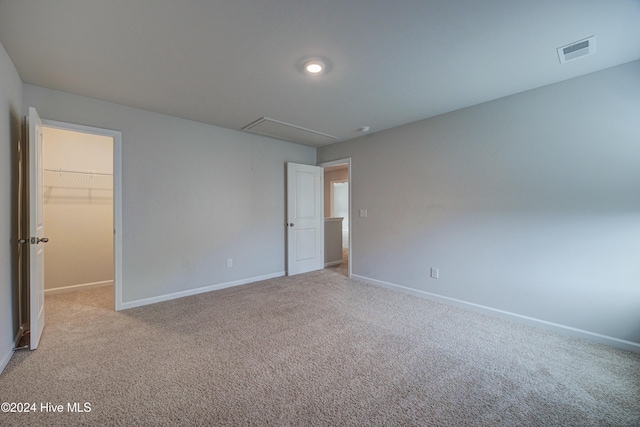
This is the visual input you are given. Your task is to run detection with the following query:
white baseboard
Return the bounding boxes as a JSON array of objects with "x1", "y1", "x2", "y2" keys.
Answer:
[
  {"x1": 352, "y1": 274, "x2": 640, "y2": 353},
  {"x1": 119, "y1": 271, "x2": 286, "y2": 310},
  {"x1": 0, "y1": 347, "x2": 13, "y2": 375},
  {"x1": 45, "y1": 280, "x2": 114, "y2": 295}
]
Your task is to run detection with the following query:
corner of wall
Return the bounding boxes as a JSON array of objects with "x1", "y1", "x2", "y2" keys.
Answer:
[{"x1": 0, "y1": 40, "x2": 24, "y2": 374}]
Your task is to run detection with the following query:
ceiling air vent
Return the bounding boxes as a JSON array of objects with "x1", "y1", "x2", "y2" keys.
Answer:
[
  {"x1": 242, "y1": 117, "x2": 338, "y2": 147},
  {"x1": 557, "y1": 36, "x2": 595, "y2": 64}
]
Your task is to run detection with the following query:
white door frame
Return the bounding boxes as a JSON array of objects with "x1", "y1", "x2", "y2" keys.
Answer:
[
  {"x1": 41, "y1": 119, "x2": 123, "y2": 311},
  {"x1": 319, "y1": 158, "x2": 352, "y2": 278}
]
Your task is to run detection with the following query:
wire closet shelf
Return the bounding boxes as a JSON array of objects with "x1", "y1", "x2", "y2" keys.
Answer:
[{"x1": 43, "y1": 168, "x2": 113, "y2": 190}]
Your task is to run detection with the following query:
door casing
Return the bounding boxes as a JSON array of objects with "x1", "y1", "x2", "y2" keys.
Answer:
[{"x1": 40, "y1": 119, "x2": 123, "y2": 311}]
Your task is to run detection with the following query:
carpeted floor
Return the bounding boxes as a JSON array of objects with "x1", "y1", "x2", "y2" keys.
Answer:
[
  {"x1": 1, "y1": 269, "x2": 639, "y2": 426},
  {"x1": 326, "y1": 247, "x2": 348, "y2": 277}
]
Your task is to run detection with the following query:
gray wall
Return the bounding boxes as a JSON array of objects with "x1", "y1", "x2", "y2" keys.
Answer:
[
  {"x1": 318, "y1": 60, "x2": 640, "y2": 348},
  {"x1": 0, "y1": 42, "x2": 23, "y2": 371},
  {"x1": 23, "y1": 85, "x2": 316, "y2": 304}
]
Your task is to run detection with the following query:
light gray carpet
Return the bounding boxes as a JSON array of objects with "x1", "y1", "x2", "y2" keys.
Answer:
[{"x1": 1, "y1": 269, "x2": 639, "y2": 426}]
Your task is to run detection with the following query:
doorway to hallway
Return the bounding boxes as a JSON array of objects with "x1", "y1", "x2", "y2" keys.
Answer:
[{"x1": 321, "y1": 159, "x2": 351, "y2": 277}]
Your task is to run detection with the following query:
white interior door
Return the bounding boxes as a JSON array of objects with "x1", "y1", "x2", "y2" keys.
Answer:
[
  {"x1": 28, "y1": 107, "x2": 46, "y2": 349},
  {"x1": 287, "y1": 162, "x2": 323, "y2": 276}
]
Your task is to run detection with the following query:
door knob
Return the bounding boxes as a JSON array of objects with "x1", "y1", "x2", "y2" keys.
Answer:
[
  {"x1": 39, "y1": 237, "x2": 49, "y2": 243},
  {"x1": 289, "y1": 223, "x2": 294, "y2": 227}
]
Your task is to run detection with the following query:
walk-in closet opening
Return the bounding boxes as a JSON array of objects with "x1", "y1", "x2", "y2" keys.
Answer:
[{"x1": 42, "y1": 126, "x2": 115, "y2": 307}]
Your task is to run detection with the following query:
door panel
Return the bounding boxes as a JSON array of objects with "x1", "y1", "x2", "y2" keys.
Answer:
[
  {"x1": 295, "y1": 228, "x2": 316, "y2": 261},
  {"x1": 28, "y1": 107, "x2": 46, "y2": 350},
  {"x1": 295, "y1": 171, "x2": 316, "y2": 218},
  {"x1": 287, "y1": 163, "x2": 323, "y2": 276}
]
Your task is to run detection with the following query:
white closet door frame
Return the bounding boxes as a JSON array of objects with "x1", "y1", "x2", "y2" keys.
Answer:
[{"x1": 42, "y1": 119, "x2": 123, "y2": 311}]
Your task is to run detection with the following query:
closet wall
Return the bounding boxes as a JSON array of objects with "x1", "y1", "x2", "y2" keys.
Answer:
[{"x1": 43, "y1": 127, "x2": 113, "y2": 291}]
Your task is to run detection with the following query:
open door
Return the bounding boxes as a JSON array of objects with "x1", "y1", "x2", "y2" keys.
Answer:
[
  {"x1": 287, "y1": 162, "x2": 323, "y2": 276},
  {"x1": 27, "y1": 107, "x2": 47, "y2": 349}
]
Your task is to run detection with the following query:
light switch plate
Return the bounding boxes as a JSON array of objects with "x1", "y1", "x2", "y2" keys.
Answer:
[{"x1": 359, "y1": 209, "x2": 368, "y2": 218}]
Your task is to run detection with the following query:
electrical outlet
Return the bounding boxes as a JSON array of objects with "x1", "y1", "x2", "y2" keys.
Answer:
[
  {"x1": 430, "y1": 267, "x2": 439, "y2": 279},
  {"x1": 227, "y1": 259, "x2": 233, "y2": 268},
  {"x1": 359, "y1": 209, "x2": 368, "y2": 218}
]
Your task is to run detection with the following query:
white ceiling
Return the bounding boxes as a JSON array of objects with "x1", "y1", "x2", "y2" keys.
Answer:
[{"x1": 1, "y1": 0, "x2": 639, "y2": 146}]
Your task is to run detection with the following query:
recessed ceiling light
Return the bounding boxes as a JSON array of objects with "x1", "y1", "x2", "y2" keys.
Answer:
[
  {"x1": 297, "y1": 56, "x2": 332, "y2": 77},
  {"x1": 304, "y1": 59, "x2": 326, "y2": 75}
]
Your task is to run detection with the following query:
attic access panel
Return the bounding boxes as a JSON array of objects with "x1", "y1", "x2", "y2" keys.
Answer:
[{"x1": 242, "y1": 117, "x2": 339, "y2": 147}]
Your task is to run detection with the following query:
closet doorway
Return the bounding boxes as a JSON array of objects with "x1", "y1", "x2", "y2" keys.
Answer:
[
  {"x1": 40, "y1": 122, "x2": 119, "y2": 310},
  {"x1": 321, "y1": 159, "x2": 351, "y2": 278}
]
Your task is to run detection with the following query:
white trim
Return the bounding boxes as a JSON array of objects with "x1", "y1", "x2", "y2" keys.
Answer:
[
  {"x1": 41, "y1": 119, "x2": 123, "y2": 311},
  {"x1": 119, "y1": 271, "x2": 285, "y2": 310},
  {"x1": 113, "y1": 127, "x2": 123, "y2": 311},
  {"x1": 352, "y1": 274, "x2": 640, "y2": 353},
  {"x1": 44, "y1": 280, "x2": 113, "y2": 295},
  {"x1": 0, "y1": 348, "x2": 13, "y2": 375},
  {"x1": 319, "y1": 158, "x2": 352, "y2": 278}
]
